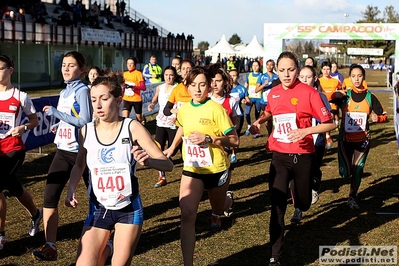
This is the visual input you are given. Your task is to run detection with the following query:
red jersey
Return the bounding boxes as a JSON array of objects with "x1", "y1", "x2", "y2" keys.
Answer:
[
  {"x1": 265, "y1": 80, "x2": 333, "y2": 154},
  {"x1": 221, "y1": 96, "x2": 233, "y2": 118},
  {"x1": 0, "y1": 89, "x2": 24, "y2": 155}
]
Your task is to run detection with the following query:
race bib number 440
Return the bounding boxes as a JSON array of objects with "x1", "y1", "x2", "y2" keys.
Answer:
[{"x1": 91, "y1": 163, "x2": 132, "y2": 208}]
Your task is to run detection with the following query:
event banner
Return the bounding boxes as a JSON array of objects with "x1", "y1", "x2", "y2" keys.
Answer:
[
  {"x1": 81, "y1": 28, "x2": 122, "y2": 43},
  {"x1": 22, "y1": 95, "x2": 60, "y2": 151},
  {"x1": 22, "y1": 83, "x2": 159, "y2": 151}
]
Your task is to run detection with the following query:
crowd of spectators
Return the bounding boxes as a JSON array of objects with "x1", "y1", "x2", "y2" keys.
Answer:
[
  {"x1": 167, "y1": 32, "x2": 194, "y2": 41},
  {"x1": 1, "y1": 0, "x2": 48, "y2": 24},
  {"x1": 192, "y1": 55, "x2": 262, "y2": 73},
  {"x1": 0, "y1": 0, "x2": 194, "y2": 41}
]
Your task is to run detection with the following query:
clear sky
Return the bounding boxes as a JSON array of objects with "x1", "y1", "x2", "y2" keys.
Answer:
[{"x1": 130, "y1": 0, "x2": 397, "y2": 46}]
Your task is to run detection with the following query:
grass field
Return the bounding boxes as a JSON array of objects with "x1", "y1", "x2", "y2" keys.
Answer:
[{"x1": 1, "y1": 69, "x2": 398, "y2": 265}]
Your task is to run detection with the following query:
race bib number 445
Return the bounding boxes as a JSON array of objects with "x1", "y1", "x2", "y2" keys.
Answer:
[{"x1": 182, "y1": 137, "x2": 213, "y2": 167}]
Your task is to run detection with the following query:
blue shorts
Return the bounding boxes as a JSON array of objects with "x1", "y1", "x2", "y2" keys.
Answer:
[{"x1": 84, "y1": 194, "x2": 144, "y2": 230}]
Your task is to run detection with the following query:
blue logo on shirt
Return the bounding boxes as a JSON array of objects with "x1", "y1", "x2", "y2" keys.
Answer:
[{"x1": 100, "y1": 147, "x2": 115, "y2": 163}]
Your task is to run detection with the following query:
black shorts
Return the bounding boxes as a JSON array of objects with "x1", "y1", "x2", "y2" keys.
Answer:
[
  {"x1": 122, "y1": 101, "x2": 143, "y2": 114},
  {"x1": 182, "y1": 169, "x2": 229, "y2": 190}
]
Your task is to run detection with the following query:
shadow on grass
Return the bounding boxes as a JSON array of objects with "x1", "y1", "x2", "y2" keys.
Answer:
[
  {"x1": 135, "y1": 172, "x2": 271, "y2": 256},
  {"x1": 0, "y1": 220, "x2": 83, "y2": 260},
  {"x1": 211, "y1": 174, "x2": 398, "y2": 265},
  {"x1": 14, "y1": 151, "x2": 55, "y2": 185}
]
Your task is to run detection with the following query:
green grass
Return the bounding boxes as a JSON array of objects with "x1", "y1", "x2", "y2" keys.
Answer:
[
  {"x1": 339, "y1": 67, "x2": 389, "y2": 87},
  {"x1": 1, "y1": 71, "x2": 398, "y2": 265}
]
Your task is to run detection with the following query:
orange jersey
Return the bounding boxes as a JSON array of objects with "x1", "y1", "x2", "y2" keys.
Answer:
[
  {"x1": 123, "y1": 70, "x2": 145, "y2": 102},
  {"x1": 341, "y1": 89, "x2": 372, "y2": 142},
  {"x1": 342, "y1": 77, "x2": 368, "y2": 91},
  {"x1": 168, "y1": 82, "x2": 192, "y2": 109},
  {"x1": 319, "y1": 77, "x2": 341, "y2": 110}
]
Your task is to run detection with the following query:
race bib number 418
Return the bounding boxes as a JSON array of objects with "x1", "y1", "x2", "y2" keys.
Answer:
[{"x1": 273, "y1": 113, "x2": 298, "y2": 143}]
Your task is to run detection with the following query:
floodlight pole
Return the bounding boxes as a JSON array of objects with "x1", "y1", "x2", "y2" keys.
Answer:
[
  {"x1": 344, "y1": 13, "x2": 349, "y2": 23},
  {"x1": 343, "y1": 13, "x2": 349, "y2": 66}
]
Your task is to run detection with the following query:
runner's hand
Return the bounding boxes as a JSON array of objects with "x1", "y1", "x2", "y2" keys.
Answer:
[
  {"x1": 65, "y1": 190, "x2": 78, "y2": 208},
  {"x1": 132, "y1": 142, "x2": 149, "y2": 166}
]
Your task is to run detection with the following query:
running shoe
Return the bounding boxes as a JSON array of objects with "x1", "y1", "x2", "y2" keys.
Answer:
[
  {"x1": 154, "y1": 177, "x2": 167, "y2": 188},
  {"x1": 290, "y1": 208, "x2": 302, "y2": 223},
  {"x1": 311, "y1": 190, "x2": 320, "y2": 205},
  {"x1": 231, "y1": 154, "x2": 237, "y2": 164},
  {"x1": 325, "y1": 136, "x2": 333, "y2": 150},
  {"x1": 347, "y1": 197, "x2": 359, "y2": 210},
  {"x1": 210, "y1": 214, "x2": 221, "y2": 229},
  {"x1": 29, "y1": 208, "x2": 43, "y2": 236},
  {"x1": 245, "y1": 128, "x2": 250, "y2": 136},
  {"x1": 269, "y1": 258, "x2": 281, "y2": 266},
  {"x1": 0, "y1": 235, "x2": 7, "y2": 250},
  {"x1": 32, "y1": 243, "x2": 58, "y2": 261},
  {"x1": 254, "y1": 134, "x2": 260, "y2": 139},
  {"x1": 312, "y1": 177, "x2": 321, "y2": 192},
  {"x1": 224, "y1": 191, "x2": 234, "y2": 217}
]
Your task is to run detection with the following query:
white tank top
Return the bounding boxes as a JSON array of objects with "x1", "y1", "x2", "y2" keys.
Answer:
[
  {"x1": 84, "y1": 118, "x2": 138, "y2": 210},
  {"x1": 155, "y1": 83, "x2": 177, "y2": 129}
]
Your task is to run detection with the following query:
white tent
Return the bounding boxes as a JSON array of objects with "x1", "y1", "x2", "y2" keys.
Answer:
[
  {"x1": 236, "y1": 35, "x2": 264, "y2": 58},
  {"x1": 205, "y1": 34, "x2": 236, "y2": 63}
]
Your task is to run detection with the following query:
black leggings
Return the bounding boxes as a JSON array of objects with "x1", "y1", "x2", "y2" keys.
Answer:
[
  {"x1": 313, "y1": 145, "x2": 325, "y2": 191},
  {"x1": 155, "y1": 126, "x2": 176, "y2": 150},
  {"x1": 237, "y1": 115, "x2": 244, "y2": 136},
  {"x1": 269, "y1": 152, "x2": 314, "y2": 261},
  {"x1": 43, "y1": 149, "x2": 88, "y2": 208},
  {"x1": 0, "y1": 150, "x2": 25, "y2": 197},
  {"x1": 155, "y1": 126, "x2": 180, "y2": 157}
]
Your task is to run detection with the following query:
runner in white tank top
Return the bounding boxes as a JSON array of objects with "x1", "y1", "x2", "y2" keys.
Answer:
[{"x1": 65, "y1": 73, "x2": 173, "y2": 266}]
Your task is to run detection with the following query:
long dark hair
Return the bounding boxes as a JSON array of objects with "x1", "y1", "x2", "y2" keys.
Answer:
[
  {"x1": 163, "y1": 65, "x2": 179, "y2": 83},
  {"x1": 300, "y1": 65, "x2": 323, "y2": 92},
  {"x1": 91, "y1": 72, "x2": 123, "y2": 99},
  {"x1": 207, "y1": 62, "x2": 232, "y2": 95},
  {"x1": 184, "y1": 66, "x2": 212, "y2": 87}
]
